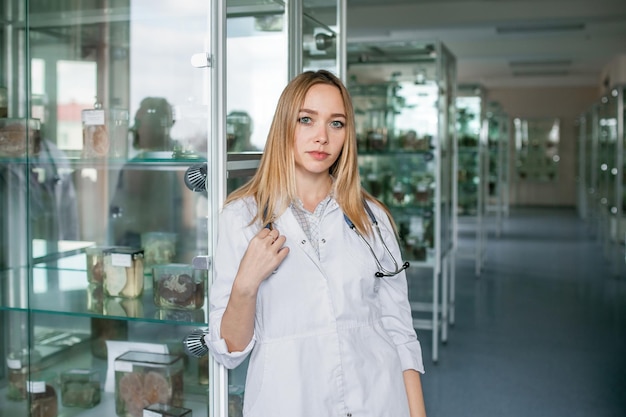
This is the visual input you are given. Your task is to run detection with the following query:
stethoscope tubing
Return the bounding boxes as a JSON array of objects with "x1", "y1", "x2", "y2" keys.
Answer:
[
  {"x1": 263, "y1": 200, "x2": 410, "y2": 278},
  {"x1": 344, "y1": 202, "x2": 410, "y2": 278}
]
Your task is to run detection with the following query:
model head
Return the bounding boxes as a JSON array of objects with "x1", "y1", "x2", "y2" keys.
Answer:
[{"x1": 132, "y1": 97, "x2": 174, "y2": 150}]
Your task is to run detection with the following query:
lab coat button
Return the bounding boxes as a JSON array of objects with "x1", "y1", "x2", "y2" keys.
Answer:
[
  {"x1": 301, "y1": 240, "x2": 306, "y2": 244},
  {"x1": 321, "y1": 238, "x2": 326, "y2": 244},
  {"x1": 347, "y1": 414, "x2": 352, "y2": 417}
]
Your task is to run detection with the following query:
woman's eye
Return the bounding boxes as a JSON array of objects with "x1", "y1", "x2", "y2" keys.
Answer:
[
  {"x1": 330, "y1": 120, "x2": 345, "y2": 128},
  {"x1": 298, "y1": 116, "x2": 312, "y2": 124}
]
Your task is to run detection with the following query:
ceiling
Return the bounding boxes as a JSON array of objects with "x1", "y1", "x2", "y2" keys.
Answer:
[{"x1": 345, "y1": 0, "x2": 626, "y2": 90}]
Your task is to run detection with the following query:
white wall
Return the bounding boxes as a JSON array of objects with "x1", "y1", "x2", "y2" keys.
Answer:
[
  {"x1": 600, "y1": 54, "x2": 626, "y2": 89},
  {"x1": 487, "y1": 86, "x2": 600, "y2": 207}
]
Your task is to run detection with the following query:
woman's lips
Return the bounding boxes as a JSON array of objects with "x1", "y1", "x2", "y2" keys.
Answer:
[{"x1": 308, "y1": 151, "x2": 329, "y2": 160}]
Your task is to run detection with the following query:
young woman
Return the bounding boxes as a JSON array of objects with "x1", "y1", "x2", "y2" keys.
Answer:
[{"x1": 206, "y1": 70, "x2": 427, "y2": 416}]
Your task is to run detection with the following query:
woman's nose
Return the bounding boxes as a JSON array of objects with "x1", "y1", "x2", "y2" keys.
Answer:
[{"x1": 315, "y1": 126, "x2": 329, "y2": 144}]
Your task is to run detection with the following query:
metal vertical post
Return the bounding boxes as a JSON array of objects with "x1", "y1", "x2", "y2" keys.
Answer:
[
  {"x1": 615, "y1": 88, "x2": 624, "y2": 273},
  {"x1": 209, "y1": 0, "x2": 228, "y2": 416},
  {"x1": 1, "y1": 0, "x2": 30, "y2": 359},
  {"x1": 337, "y1": 0, "x2": 347, "y2": 82},
  {"x1": 287, "y1": 0, "x2": 302, "y2": 80},
  {"x1": 578, "y1": 115, "x2": 587, "y2": 219}
]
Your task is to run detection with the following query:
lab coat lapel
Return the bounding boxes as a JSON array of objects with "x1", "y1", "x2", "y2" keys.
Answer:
[{"x1": 274, "y1": 207, "x2": 324, "y2": 274}]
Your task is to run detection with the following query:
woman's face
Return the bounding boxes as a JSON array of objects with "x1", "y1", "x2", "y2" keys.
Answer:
[{"x1": 293, "y1": 83, "x2": 347, "y2": 179}]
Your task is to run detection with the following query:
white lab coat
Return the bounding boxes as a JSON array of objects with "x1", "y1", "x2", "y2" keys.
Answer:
[{"x1": 206, "y1": 196, "x2": 424, "y2": 417}]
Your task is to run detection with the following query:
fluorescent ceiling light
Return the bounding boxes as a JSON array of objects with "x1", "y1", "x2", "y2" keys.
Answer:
[
  {"x1": 497, "y1": 23, "x2": 585, "y2": 34},
  {"x1": 509, "y1": 59, "x2": 572, "y2": 67},
  {"x1": 513, "y1": 70, "x2": 569, "y2": 77}
]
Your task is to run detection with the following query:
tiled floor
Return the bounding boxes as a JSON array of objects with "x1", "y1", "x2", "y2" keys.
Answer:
[{"x1": 413, "y1": 207, "x2": 626, "y2": 417}]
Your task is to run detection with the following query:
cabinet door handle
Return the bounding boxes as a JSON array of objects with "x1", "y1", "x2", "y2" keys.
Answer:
[
  {"x1": 190, "y1": 52, "x2": 212, "y2": 68},
  {"x1": 192, "y1": 255, "x2": 211, "y2": 270}
]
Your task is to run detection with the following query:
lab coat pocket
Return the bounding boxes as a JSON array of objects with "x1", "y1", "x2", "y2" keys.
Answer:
[
  {"x1": 344, "y1": 232, "x2": 387, "y2": 277},
  {"x1": 242, "y1": 344, "x2": 267, "y2": 415}
]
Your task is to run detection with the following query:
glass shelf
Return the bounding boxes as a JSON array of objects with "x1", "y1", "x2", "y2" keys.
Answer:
[
  {"x1": 1, "y1": 265, "x2": 207, "y2": 326},
  {"x1": 0, "y1": 390, "x2": 210, "y2": 417}
]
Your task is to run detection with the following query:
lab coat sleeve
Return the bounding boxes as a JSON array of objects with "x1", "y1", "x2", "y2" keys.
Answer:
[
  {"x1": 375, "y1": 205, "x2": 425, "y2": 374},
  {"x1": 204, "y1": 199, "x2": 257, "y2": 369}
]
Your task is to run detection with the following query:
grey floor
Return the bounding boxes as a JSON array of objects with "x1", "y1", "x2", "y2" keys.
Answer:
[{"x1": 413, "y1": 207, "x2": 626, "y2": 417}]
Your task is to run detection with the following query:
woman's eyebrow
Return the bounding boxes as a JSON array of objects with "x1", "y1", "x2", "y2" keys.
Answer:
[{"x1": 299, "y1": 108, "x2": 346, "y2": 118}]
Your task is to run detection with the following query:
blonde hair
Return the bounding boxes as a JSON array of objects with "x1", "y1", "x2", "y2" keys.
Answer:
[{"x1": 225, "y1": 70, "x2": 393, "y2": 237}]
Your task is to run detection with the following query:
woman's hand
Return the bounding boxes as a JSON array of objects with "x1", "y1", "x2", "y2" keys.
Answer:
[
  {"x1": 235, "y1": 226, "x2": 289, "y2": 293},
  {"x1": 221, "y1": 227, "x2": 289, "y2": 352}
]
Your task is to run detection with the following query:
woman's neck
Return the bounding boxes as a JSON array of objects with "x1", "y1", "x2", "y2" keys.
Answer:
[{"x1": 296, "y1": 174, "x2": 333, "y2": 212}]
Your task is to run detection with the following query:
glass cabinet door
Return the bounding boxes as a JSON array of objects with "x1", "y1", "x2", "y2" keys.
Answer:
[
  {"x1": 596, "y1": 94, "x2": 616, "y2": 249},
  {"x1": 599, "y1": 87, "x2": 626, "y2": 273},
  {"x1": 222, "y1": 0, "x2": 346, "y2": 413},
  {"x1": 456, "y1": 88, "x2": 483, "y2": 216},
  {"x1": 224, "y1": 0, "x2": 344, "y2": 159},
  {"x1": 455, "y1": 85, "x2": 487, "y2": 275},
  {"x1": 618, "y1": 87, "x2": 626, "y2": 227},
  {"x1": 226, "y1": 0, "x2": 287, "y2": 154},
  {"x1": 485, "y1": 101, "x2": 509, "y2": 236},
  {"x1": 618, "y1": 87, "x2": 626, "y2": 269},
  {"x1": 585, "y1": 104, "x2": 600, "y2": 232},
  {"x1": 223, "y1": 2, "x2": 289, "y2": 412},
  {"x1": 302, "y1": 0, "x2": 340, "y2": 75},
  {"x1": 1, "y1": 1, "x2": 219, "y2": 416},
  {"x1": 345, "y1": 39, "x2": 457, "y2": 362},
  {"x1": 580, "y1": 87, "x2": 625, "y2": 272}
]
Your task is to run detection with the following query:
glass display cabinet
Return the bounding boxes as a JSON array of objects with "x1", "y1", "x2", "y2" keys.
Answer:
[
  {"x1": 593, "y1": 94, "x2": 616, "y2": 261},
  {"x1": 514, "y1": 117, "x2": 560, "y2": 182},
  {"x1": 1, "y1": 0, "x2": 346, "y2": 415},
  {"x1": 485, "y1": 101, "x2": 510, "y2": 238},
  {"x1": 579, "y1": 104, "x2": 601, "y2": 236},
  {"x1": 575, "y1": 111, "x2": 589, "y2": 220},
  {"x1": 1, "y1": 2, "x2": 223, "y2": 417},
  {"x1": 595, "y1": 86, "x2": 625, "y2": 274},
  {"x1": 576, "y1": 110, "x2": 589, "y2": 221},
  {"x1": 609, "y1": 86, "x2": 625, "y2": 274},
  {"x1": 455, "y1": 85, "x2": 487, "y2": 278},
  {"x1": 345, "y1": 40, "x2": 457, "y2": 362}
]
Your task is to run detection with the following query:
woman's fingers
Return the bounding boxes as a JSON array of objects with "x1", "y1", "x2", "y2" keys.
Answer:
[
  {"x1": 238, "y1": 227, "x2": 289, "y2": 282},
  {"x1": 259, "y1": 228, "x2": 285, "y2": 248},
  {"x1": 266, "y1": 228, "x2": 278, "y2": 242}
]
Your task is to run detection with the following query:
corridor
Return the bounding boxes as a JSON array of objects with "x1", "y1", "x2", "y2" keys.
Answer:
[{"x1": 417, "y1": 207, "x2": 626, "y2": 417}]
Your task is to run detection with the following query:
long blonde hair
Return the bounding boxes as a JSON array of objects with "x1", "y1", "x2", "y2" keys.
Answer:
[{"x1": 225, "y1": 70, "x2": 393, "y2": 237}]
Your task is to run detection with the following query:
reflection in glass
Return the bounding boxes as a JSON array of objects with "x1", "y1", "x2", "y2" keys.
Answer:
[
  {"x1": 515, "y1": 117, "x2": 560, "y2": 181},
  {"x1": 227, "y1": 0, "x2": 288, "y2": 150}
]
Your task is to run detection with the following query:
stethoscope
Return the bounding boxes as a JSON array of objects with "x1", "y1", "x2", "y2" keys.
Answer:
[
  {"x1": 265, "y1": 201, "x2": 410, "y2": 278},
  {"x1": 344, "y1": 202, "x2": 410, "y2": 278}
]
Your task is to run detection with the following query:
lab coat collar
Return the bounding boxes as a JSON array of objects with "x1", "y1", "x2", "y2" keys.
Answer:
[{"x1": 272, "y1": 199, "x2": 341, "y2": 277}]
